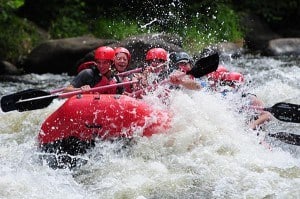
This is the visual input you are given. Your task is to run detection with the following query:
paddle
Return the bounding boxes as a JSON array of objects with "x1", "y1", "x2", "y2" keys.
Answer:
[
  {"x1": 116, "y1": 67, "x2": 143, "y2": 77},
  {"x1": 47, "y1": 68, "x2": 145, "y2": 94},
  {"x1": 128, "y1": 53, "x2": 219, "y2": 97},
  {"x1": 187, "y1": 52, "x2": 219, "y2": 78},
  {"x1": 1, "y1": 81, "x2": 137, "y2": 112},
  {"x1": 0, "y1": 66, "x2": 149, "y2": 113},
  {"x1": 251, "y1": 102, "x2": 300, "y2": 123},
  {"x1": 1, "y1": 89, "x2": 51, "y2": 112},
  {"x1": 268, "y1": 132, "x2": 300, "y2": 146}
]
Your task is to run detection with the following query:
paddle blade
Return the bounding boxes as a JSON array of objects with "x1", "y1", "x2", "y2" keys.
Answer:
[
  {"x1": 1, "y1": 89, "x2": 50, "y2": 112},
  {"x1": 188, "y1": 53, "x2": 219, "y2": 78},
  {"x1": 15, "y1": 95, "x2": 58, "y2": 112},
  {"x1": 268, "y1": 132, "x2": 300, "y2": 146},
  {"x1": 265, "y1": 102, "x2": 300, "y2": 123}
]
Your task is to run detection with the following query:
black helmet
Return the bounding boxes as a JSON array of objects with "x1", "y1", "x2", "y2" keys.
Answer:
[{"x1": 169, "y1": 52, "x2": 193, "y2": 65}]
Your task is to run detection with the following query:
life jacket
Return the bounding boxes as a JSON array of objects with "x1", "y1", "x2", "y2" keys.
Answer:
[
  {"x1": 77, "y1": 61, "x2": 120, "y2": 94},
  {"x1": 77, "y1": 61, "x2": 98, "y2": 73},
  {"x1": 118, "y1": 76, "x2": 134, "y2": 93}
]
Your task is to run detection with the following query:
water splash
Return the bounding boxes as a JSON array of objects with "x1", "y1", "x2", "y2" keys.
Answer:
[{"x1": 1, "y1": 55, "x2": 300, "y2": 198}]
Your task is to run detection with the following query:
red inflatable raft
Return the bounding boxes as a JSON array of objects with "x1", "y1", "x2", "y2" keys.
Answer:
[{"x1": 39, "y1": 94, "x2": 172, "y2": 145}]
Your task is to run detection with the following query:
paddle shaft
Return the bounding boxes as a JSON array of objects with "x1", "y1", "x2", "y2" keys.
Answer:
[
  {"x1": 116, "y1": 67, "x2": 143, "y2": 77},
  {"x1": 14, "y1": 81, "x2": 138, "y2": 112},
  {"x1": 19, "y1": 81, "x2": 138, "y2": 103},
  {"x1": 49, "y1": 68, "x2": 144, "y2": 94}
]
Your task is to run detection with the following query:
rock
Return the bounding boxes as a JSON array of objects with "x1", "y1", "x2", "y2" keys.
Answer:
[
  {"x1": 20, "y1": 36, "x2": 116, "y2": 75},
  {"x1": 240, "y1": 13, "x2": 280, "y2": 53},
  {"x1": 68, "y1": 33, "x2": 185, "y2": 72},
  {"x1": 267, "y1": 38, "x2": 300, "y2": 56},
  {"x1": 0, "y1": 60, "x2": 23, "y2": 75},
  {"x1": 113, "y1": 33, "x2": 184, "y2": 68},
  {"x1": 203, "y1": 41, "x2": 245, "y2": 61},
  {"x1": 19, "y1": 32, "x2": 246, "y2": 75}
]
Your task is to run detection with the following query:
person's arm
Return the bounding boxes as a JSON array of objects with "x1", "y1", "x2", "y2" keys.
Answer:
[
  {"x1": 63, "y1": 84, "x2": 78, "y2": 92},
  {"x1": 249, "y1": 95, "x2": 272, "y2": 129},
  {"x1": 169, "y1": 71, "x2": 201, "y2": 90},
  {"x1": 63, "y1": 69, "x2": 95, "y2": 92},
  {"x1": 180, "y1": 76, "x2": 202, "y2": 90},
  {"x1": 249, "y1": 111, "x2": 272, "y2": 130}
]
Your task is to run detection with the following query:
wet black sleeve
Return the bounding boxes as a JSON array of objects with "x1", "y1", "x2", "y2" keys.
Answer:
[{"x1": 70, "y1": 69, "x2": 96, "y2": 88}]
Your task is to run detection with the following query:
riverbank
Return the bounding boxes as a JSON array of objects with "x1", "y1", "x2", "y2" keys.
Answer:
[{"x1": 1, "y1": 1, "x2": 299, "y2": 76}]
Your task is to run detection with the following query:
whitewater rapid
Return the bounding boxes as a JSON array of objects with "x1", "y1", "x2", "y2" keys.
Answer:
[{"x1": 0, "y1": 54, "x2": 300, "y2": 198}]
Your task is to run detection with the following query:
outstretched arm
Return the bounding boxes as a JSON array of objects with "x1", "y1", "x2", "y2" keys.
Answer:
[
  {"x1": 169, "y1": 71, "x2": 201, "y2": 90},
  {"x1": 249, "y1": 111, "x2": 272, "y2": 130},
  {"x1": 249, "y1": 95, "x2": 272, "y2": 130}
]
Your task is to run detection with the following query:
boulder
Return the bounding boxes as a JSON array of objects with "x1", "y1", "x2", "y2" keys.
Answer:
[
  {"x1": 203, "y1": 41, "x2": 245, "y2": 62},
  {"x1": 62, "y1": 33, "x2": 185, "y2": 73},
  {"x1": 19, "y1": 32, "x2": 245, "y2": 75},
  {"x1": 112, "y1": 33, "x2": 184, "y2": 68},
  {"x1": 240, "y1": 13, "x2": 280, "y2": 53},
  {"x1": 0, "y1": 60, "x2": 23, "y2": 75},
  {"x1": 267, "y1": 38, "x2": 300, "y2": 56},
  {"x1": 21, "y1": 36, "x2": 116, "y2": 75}
]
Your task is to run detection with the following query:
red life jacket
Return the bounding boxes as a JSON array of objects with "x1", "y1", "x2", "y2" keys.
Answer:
[
  {"x1": 77, "y1": 61, "x2": 119, "y2": 94},
  {"x1": 77, "y1": 62, "x2": 136, "y2": 94},
  {"x1": 91, "y1": 77, "x2": 123, "y2": 94},
  {"x1": 119, "y1": 76, "x2": 133, "y2": 93},
  {"x1": 77, "y1": 61, "x2": 98, "y2": 73}
]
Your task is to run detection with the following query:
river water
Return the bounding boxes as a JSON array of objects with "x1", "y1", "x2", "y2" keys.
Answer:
[{"x1": 0, "y1": 54, "x2": 299, "y2": 198}]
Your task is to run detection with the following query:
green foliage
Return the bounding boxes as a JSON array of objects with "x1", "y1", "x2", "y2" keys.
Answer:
[
  {"x1": 1, "y1": 0, "x2": 24, "y2": 9},
  {"x1": 0, "y1": 0, "x2": 43, "y2": 63},
  {"x1": 210, "y1": 4, "x2": 243, "y2": 42},
  {"x1": 0, "y1": 0, "x2": 23, "y2": 21},
  {"x1": 92, "y1": 18, "x2": 147, "y2": 40},
  {"x1": 50, "y1": 17, "x2": 89, "y2": 39},
  {"x1": 0, "y1": 15, "x2": 43, "y2": 63},
  {"x1": 48, "y1": 0, "x2": 88, "y2": 39},
  {"x1": 181, "y1": 3, "x2": 244, "y2": 52},
  {"x1": 5, "y1": 0, "x2": 298, "y2": 63}
]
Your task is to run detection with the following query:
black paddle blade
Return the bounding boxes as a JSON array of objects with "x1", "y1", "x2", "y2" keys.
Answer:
[
  {"x1": 264, "y1": 102, "x2": 300, "y2": 123},
  {"x1": 1, "y1": 89, "x2": 50, "y2": 112},
  {"x1": 268, "y1": 132, "x2": 300, "y2": 146},
  {"x1": 188, "y1": 53, "x2": 219, "y2": 78},
  {"x1": 15, "y1": 94, "x2": 58, "y2": 112}
]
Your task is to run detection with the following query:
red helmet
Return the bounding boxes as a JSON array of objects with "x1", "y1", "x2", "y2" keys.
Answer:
[
  {"x1": 146, "y1": 48, "x2": 168, "y2": 61},
  {"x1": 208, "y1": 65, "x2": 229, "y2": 80},
  {"x1": 216, "y1": 65, "x2": 228, "y2": 73},
  {"x1": 115, "y1": 47, "x2": 131, "y2": 61},
  {"x1": 221, "y1": 72, "x2": 244, "y2": 83},
  {"x1": 94, "y1": 46, "x2": 115, "y2": 61}
]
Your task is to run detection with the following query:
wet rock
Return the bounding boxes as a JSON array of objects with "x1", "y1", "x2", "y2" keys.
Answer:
[
  {"x1": 113, "y1": 33, "x2": 184, "y2": 68},
  {"x1": 203, "y1": 41, "x2": 245, "y2": 62},
  {"x1": 267, "y1": 38, "x2": 300, "y2": 56},
  {"x1": 20, "y1": 33, "x2": 185, "y2": 75},
  {"x1": 0, "y1": 60, "x2": 23, "y2": 75},
  {"x1": 240, "y1": 13, "x2": 280, "y2": 53},
  {"x1": 20, "y1": 36, "x2": 116, "y2": 75}
]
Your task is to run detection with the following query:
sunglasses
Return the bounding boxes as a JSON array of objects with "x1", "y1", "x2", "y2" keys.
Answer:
[
  {"x1": 149, "y1": 59, "x2": 165, "y2": 64},
  {"x1": 96, "y1": 60, "x2": 111, "y2": 65},
  {"x1": 176, "y1": 62, "x2": 190, "y2": 66},
  {"x1": 219, "y1": 81, "x2": 236, "y2": 87}
]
